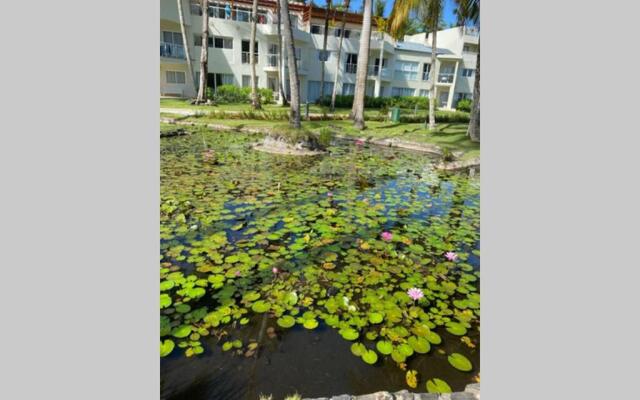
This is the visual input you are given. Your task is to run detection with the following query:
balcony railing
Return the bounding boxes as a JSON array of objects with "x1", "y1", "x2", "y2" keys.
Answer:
[
  {"x1": 368, "y1": 65, "x2": 390, "y2": 79},
  {"x1": 266, "y1": 54, "x2": 278, "y2": 67},
  {"x1": 241, "y1": 52, "x2": 258, "y2": 64},
  {"x1": 438, "y1": 73, "x2": 455, "y2": 83},
  {"x1": 345, "y1": 63, "x2": 357, "y2": 74},
  {"x1": 160, "y1": 42, "x2": 185, "y2": 59},
  {"x1": 203, "y1": 5, "x2": 269, "y2": 24}
]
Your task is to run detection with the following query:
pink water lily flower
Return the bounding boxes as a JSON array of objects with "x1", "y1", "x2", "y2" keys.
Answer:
[
  {"x1": 381, "y1": 231, "x2": 393, "y2": 242},
  {"x1": 355, "y1": 139, "x2": 365, "y2": 146},
  {"x1": 445, "y1": 251, "x2": 458, "y2": 261},
  {"x1": 272, "y1": 267, "x2": 279, "y2": 274},
  {"x1": 407, "y1": 288, "x2": 424, "y2": 301},
  {"x1": 327, "y1": 191, "x2": 333, "y2": 197},
  {"x1": 234, "y1": 270, "x2": 241, "y2": 277}
]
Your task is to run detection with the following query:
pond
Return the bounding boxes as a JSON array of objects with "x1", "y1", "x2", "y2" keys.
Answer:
[{"x1": 160, "y1": 127, "x2": 480, "y2": 399}]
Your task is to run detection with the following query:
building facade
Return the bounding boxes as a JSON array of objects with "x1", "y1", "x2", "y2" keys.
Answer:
[{"x1": 160, "y1": 0, "x2": 478, "y2": 109}]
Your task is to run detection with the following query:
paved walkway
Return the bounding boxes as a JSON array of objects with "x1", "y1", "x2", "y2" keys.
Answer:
[{"x1": 303, "y1": 384, "x2": 480, "y2": 400}]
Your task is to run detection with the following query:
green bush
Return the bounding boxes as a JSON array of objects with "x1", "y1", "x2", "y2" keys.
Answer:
[
  {"x1": 456, "y1": 98, "x2": 472, "y2": 112},
  {"x1": 317, "y1": 128, "x2": 335, "y2": 148},
  {"x1": 212, "y1": 85, "x2": 274, "y2": 104},
  {"x1": 316, "y1": 95, "x2": 429, "y2": 111}
]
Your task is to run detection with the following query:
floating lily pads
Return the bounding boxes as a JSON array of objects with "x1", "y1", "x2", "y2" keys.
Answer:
[
  {"x1": 447, "y1": 353, "x2": 473, "y2": 372},
  {"x1": 277, "y1": 315, "x2": 296, "y2": 328},
  {"x1": 408, "y1": 336, "x2": 431, "y2": 354},
  {"x1": 160, "y1": 339, "x2": 175, "y2": 357},
  {"x1": 361, "y1": 349, "x2": 378, "y2": 365},
  {"x1": 171, "y1": 325, "x2": 192, "y2": 339},
  {"x1": 445, "y1": 322, "x2": 468, "y2": 336},
  {"x1": 251, "y1": 300, "x2": 270, "y2": 313},
  {"x1": 426, "y1": 378, "x2": 452, "y2": 393},
  {"x1": 376, "y1": 340, "x2": 393, "y2": 355},
  {"x1": 339, "y1": 328, "x2": 359, "y2": 341}
]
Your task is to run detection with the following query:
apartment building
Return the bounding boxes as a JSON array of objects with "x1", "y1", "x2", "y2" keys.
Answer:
[{"x1": 160, "y1": 0, "x2": 478, "y2": 109}]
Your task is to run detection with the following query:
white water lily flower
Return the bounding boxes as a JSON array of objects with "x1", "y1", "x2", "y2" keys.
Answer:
[
  {"x1": 190, "y1": 224, "x2": 198, "y2": 230},
  {"x1": 343, "y1": 296, "x2": 350, "y2": 306}
]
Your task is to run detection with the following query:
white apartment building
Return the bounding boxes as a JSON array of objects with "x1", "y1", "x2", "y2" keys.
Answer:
[{"x1": 160, "y1": 0, "x2": 478, "y2": 109}]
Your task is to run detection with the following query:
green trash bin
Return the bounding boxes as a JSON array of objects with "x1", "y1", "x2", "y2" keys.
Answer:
[{"x1": 390, "y1": 107, "x2": 401, "y2": 122}]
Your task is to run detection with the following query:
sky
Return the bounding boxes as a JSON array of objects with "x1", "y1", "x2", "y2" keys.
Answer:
[{"x1": 311, "y1": 0, "x2": 459, "y2": 26}]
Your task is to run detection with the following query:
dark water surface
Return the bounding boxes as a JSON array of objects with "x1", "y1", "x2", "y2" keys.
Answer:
[{"x1": 161, "y1": 130, "x2": 480, "y2": 400}]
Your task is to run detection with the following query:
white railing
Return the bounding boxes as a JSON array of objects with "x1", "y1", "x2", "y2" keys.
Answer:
[
  {"x1": 438, "y1": 73, "x2": 455, "y2": 83},
  {"x1": 160, "y1": 42, "x2": 185, "y2": 59},
  {"x1": 266, "y1": 54, "x2": 278, "y2": 67},
  {"x1": 345, "y1": 63, "x2": 357, "y2": 74},
  {"x1": 368, "y1": 65, "x2": 390, "y2": 79},
  {"x1": 206, "y1": 4, "x2": 269, "y2": 24}
]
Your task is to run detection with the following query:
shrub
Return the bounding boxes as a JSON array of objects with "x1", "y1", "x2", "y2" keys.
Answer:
[
  {"x1": 456, "y1": 98, "x2": 472, "y2": 112},
  {"x1": 316, "y1": 95, "x2": 430, "y2": 111},
  {"x1": 317, "y1": 128, "x2": 335, "y2": 148},
  {"x1": 212, "y1": 85, "x2": 275, "y2": 104}
]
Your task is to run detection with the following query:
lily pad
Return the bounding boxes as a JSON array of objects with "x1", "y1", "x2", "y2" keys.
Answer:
[
  {"x1": 445, "y1": 322, "x2": 467, "y2": 336},
  {"x1": 277, "y1": 315, "x2": 296, "y2": 328},
  {"x1": 447, "y1": 353, "x2": 473, "y2": 371},
  {"x1": 251, "y1": 300, "x2": 270, "y2": 313},
  {"x1": 426, "y1": 378, "x2": 452, "y2": 393},
  {"x1": 160, "y1": 339, "x2": 175, "y2": 357},
  {"x1": 368, "y1": 312, "x2": 384, "y2": 324},
  {"x1": 376, "y1": 340, "x2": 393, "y2": 355},
  {"x1": 408, "y1": 336, "x2": 431, "y2": 354},
  {"x1": 171, "y1": 325, "x2": 192, "y2": 339},
  {"x1": 339, "y1": 327, "x2": 359, "y2": 341},
  {"x1": 303, "y1": 319, "x2": 319, "y2": 329},
  {"x1": 361, "y1": 349, "x2": 378, "y2": 365}
]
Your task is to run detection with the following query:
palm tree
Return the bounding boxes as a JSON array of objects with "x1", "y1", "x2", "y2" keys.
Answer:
[
  {"x1": 177, "y1": 0, "x2": 196, "y2": 98},
  {"x1": 351, "y1": 0, "x2": 373, "y2": 130},
  {"x1": 196, "y1": 0, "x2": 209, "y2": 103},
  {"x1": 374, "y1": 0, "x2": 386, "y2": 98},
  {"x1": 276, "y1": 0, "x2": 288, "y2": 105},
  {"x1": 330, "y1": 0, "x2": 350, "y2": 112},
  {"x1": 389, "y1": 0, "x2": 444, "y2": 130},
  {"x1": 319, "y1": 0, "x2": 332, "y2": 104},
  {"x1": 454, "y1": 0, "x2": 479, "y2": 142},
  {"x1": 249, "y1": 0, "x2": 262, "y2": 109},
  {"x1": 280, "y1": 0, "x2": 301, "y2": 128}
]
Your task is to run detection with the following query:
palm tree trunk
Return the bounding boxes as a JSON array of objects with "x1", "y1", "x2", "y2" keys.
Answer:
[
  {"x1": 196, "y1": 0, "x2": 209, "y2": 103},
  {"x1": 330, "y1": 0, "x2": 350, "y2": 112},
  {"x1": 276, "y1": 0, "x2": 288, "y2": 105},
  {"x1": 351, "y1": 0, "x2": 372, "y2": 130},
  {"x1": 280, "y1": 0, "x2": 301, "y2": 128},
  {"x1": 177, "y1": 0, "x2": 196, "y2": 98},
  {"x1": 376, "y1": 31, "x2": 384, "y2": 96},
  {"x1": 467, "y1": 39, "x2": 479, "y2": 142},
  {"x1": 319, "y1": 0, "x2": 332, "y2": 104},
  {"x1": 249, "y1": 0, "x2": 261, "y2": 109},
  {"x1": 427, "y1": 29, "x2": 437, "y2": 130}
]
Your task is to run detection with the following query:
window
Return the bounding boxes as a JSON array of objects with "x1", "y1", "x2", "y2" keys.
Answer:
[
  {"x1": 311, "y1": 25, "x2": 323, "y2": 35},
  {"x1": 318, "y1": 50, "x2": 330, "y2": 62},
  {"x1": 242, "y1": 75, "x2": 259, "y2": 87},
  {"x1": 463, "y1": 44, "x2": 478, "y2": 53},
  {"x1": 214, "y1": 73, "x2": 235, "y2": 88},
  {"x1": 391, "y1": 87, "x2": 415, "y2": 97},
  {"x1": 345, "y1": 54, "x2": 358, "y2": 74},
  {"x1": 190, "y1": 1, "x2": 202, "y2": 16},
  {"x1": 193, "y1": 34, "x2": 202, "y2": 46},
  {"x1": 422, "y1": 64, "x2": 431, "y2": 81},
  {"x1": 214, "y1": 37, "x2": 233, "y2": 49},
  {"x1": 462, "y1": 68, "x2": 474, "y2": 77},
  {"x1": 162, "y1": 31, "x2": 183, "y2": 45},
  {"x1": 166, "y1": 71, "x2": 186, "y2": 84},
  {"x1": 419, "y1": 89, "x2": 431, "y2": 98},
  {"x1": 267, "y1": 44, "x2": 279, "y2": 67},
  {"x1": 438, "y1": 64, "x2": 456, "y2": 83},
  {"x1": 394, "y1": 61, "x2": 419, "y2": 81},
  {"x1": 342, "y1": 83, "x2": 355, "y2": 95},
  {"x1": 241, "y1": 40, "x2": 259, "y2": 64}
]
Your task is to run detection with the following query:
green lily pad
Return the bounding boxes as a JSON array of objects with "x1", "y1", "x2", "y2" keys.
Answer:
[
  {"x1": 350, "y1": 342, "x2": 367, "y2": 357},
  {"x1": 251, "y1": 300, "x2": 270, "y2": 313},
  {"x1": 339, "y1": 327, "x2": 359, "y2": 341},
  {"x1": 277, "y1": 315, "x2": 296, "y2": 328},
  {"x1": 445, "y1": 322, "x2": 467, "y2": 336},
  {"x1": 171, "y1": 325, "x2": 192, "y2": 339},
  {"x1": 426, "y1": 331, "x2": 442, "y2": 345},
  {"x1": 397, "y1": 343, "x2": 414, "y2": 357},
  {"x1": 222, "y1": 342, "x2": 233, "y2": 351},
  {"x1": 376, "y1": 340, "x2": 393, "y2": 355},
  {"x1": 160, "y1": 293, "x2": 172, "y2": 309},
  {"x1": 408, "y1": 336, "x2": 431, "y2": 354},
  {"x1": 303, "y1": 319, "x2": 319, "y2": 329},
  {"x1": 368, "y1": 312, "x2": 384, "y2": 324},
  {"x1": 448, "y1": 353, "x2": 473, "y2": 371},
  {"x1": 160, "y1": 339, "x2": 175, "y2": 357},
  {"x1": 361, "y1": 349, "x2": 378, "y2": 365},
  {"x1": 426, "y1": 378, "x2": 452, "y2": 393}
]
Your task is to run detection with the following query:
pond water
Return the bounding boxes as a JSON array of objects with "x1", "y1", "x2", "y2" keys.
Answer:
[{"x1": 160, "y1": 128, "x2": 480, "y2": 399}]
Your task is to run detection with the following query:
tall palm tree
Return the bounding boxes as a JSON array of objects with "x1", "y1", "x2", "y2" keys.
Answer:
[
  {"x1": 351, "y1": 0, "x2": 373, "y2": 130},
  {"x1": 276, "y1": 0, "x2": 288, "y2": 105},
  {"x1": 389, "y1": 0, "x2": 444, "y2": 130},
  {"x1": 330, "y1": 0, "x2": 350, "y2": 112},
  {"x1": 374, "y1": 0, "x2": 386, "y2": 98},
  {"x1": 249, "y1": 0, "x2": 262, "y2": 109},
  {"x1": 196, "y1": 0, "x2": 209, "y2": 103},
  {"x1": 454, "y1": 0, "x2": 479, "y2": 142},
  {"x1": 319, "y1": 0, "x2": 332, "y2": 104},
  {"x1": 177, "y1": 0, "x2": 196, "y2": 97},
  {"x1": 280, "y1": 0, "x2": 301, "y2": 128}
]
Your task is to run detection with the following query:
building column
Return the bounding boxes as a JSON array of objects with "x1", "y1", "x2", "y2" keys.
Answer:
[{"x1": 446, "y1": 60, "x2": 460, "y2": 110}]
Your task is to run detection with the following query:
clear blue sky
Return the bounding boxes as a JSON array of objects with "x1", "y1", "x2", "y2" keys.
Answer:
[{"x1": 311, "y1": 0, "x2": 458, "y2": 25}]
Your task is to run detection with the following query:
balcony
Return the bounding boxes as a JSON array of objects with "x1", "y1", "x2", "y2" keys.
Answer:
[
  {"x1": 345, "y1": 63, "x2": 357, "y2": 74},
  {"x1": 367, "y1": 65, "x2": 391, "y2": 80},
  {"x1": 241, "y1": 52, "x2": 259, "y2": 64},
  {"x1": 160, "y1": 42, "x2": 185, "y2": 60},
  {"x1": 463, "y1": 26, "x2": 479, "y2": 37},
  {"x1": 438, "y1": 73, "x2": 455, "y2": 84}
]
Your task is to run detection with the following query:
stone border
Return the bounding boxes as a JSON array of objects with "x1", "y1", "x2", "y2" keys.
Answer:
[
  {"x1": 160, "y1": 117, "x2": 480, "y2": 166},
  {"x1": 303, "y1": 384, "x2": 479, "y2": 400}
]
